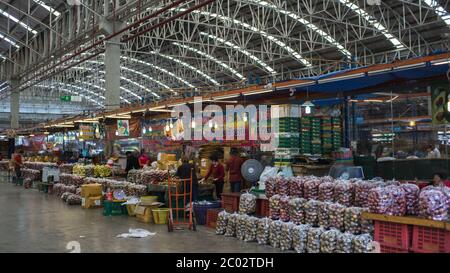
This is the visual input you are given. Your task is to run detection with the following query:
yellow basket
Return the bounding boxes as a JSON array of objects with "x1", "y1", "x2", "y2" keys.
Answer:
[
  {"x1": 140, "y1": 196, "x2": 158, "y2": 205},
  {"x1": 152, "y1": 208, "x2": 170, "y2": 224},
  {"x1": 126, "y1": 204, "x2": 137, "y2": 216}
]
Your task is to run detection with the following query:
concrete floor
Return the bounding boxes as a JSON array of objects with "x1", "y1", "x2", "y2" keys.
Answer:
[{"x1": 0, "y1": 181, "x2": 281, "y2": 253}]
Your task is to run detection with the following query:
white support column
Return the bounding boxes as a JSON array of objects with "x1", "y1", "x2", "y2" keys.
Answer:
[
  {"x1": 100, "y1": 17, "x2": 125, "y2": 111},
  {"x1": 10, "y1": 79, "x2": 19, "y2": 129},
  {"x1": 105, "y1": 38, "x2": 121, "y2": 110}
]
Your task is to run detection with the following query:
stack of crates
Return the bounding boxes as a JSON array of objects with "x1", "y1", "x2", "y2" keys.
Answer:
[
  {"x1": 332, "y1": 117, "x2": 342, "y2": 149},
  {"x1": 300, "y1": 117, "x2": 312, "y2": 154},
  {"x1": 276, "y1": 117, "x2": 300, "y2": 148},
  {"x1": 321, "y1": 117, "x2": 333, "y2": 155},
  {"x1": 311, "y1": 117, "x2": 322, "y2": 155}
]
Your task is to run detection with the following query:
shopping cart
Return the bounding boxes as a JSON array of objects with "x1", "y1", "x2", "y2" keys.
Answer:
[{"x1": 167, "y1": 171, "x2": 197, "y2": 232}]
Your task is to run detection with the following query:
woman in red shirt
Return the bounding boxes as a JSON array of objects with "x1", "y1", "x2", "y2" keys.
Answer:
[
  {"x1": 138, "y1": 149, "x2": 149, "y2": 168},
  {"x1": 201, "y1": 154, "x2": 225, "y2": 200}
]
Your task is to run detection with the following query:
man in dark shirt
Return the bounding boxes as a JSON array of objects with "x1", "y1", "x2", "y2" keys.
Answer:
[
  {"x1": 176, "y1": 156, "x2": 199, "y2": 201},
  {"x1": 225, "y1": 148, "x2": 245, "y2": 193},
  {"x1": 125, "y1": 151, "x2": 139, "y2": 173}
]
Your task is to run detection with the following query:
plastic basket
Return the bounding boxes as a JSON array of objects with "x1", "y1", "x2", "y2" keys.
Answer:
[
  {"x1": 140, "y1": 196, "x2": 158, "y2": 205},
  {"x1": 206, "y1": 208, "x2": 224, "y2": 229},
  {"x1": 152, "y1": 208, "x2": 170, "y2": 224},
  {"x1": 194, "y1": 201, "x2": 222, "y2": 225},
  {"x1": 103, "y1": 200, "x2": 127, "y2": 216},
  {"x1": 221, "y1": 194, "x2": 240, "y2": 213},
  {"x1": 379, "y1": 244, "x2": 410, "y2": 253},
  {"x1": 374, "y1": 221, "x2": 412, "y2": 249},
  {"x1": 126, "y1": 204, "x2": 137, "y2": 216},
  {"x1": 411, "y1": 226, "x2": 450, "y2": 253}
]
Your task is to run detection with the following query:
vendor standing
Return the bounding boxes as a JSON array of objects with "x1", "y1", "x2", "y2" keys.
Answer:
[
  {"x1": 12, "y1": 150, "x2": 24, "y2": 185},
  {"x1": 176, "y1": 156, "x2": 199, "y2": 201},
  {"x1": 200, "y1": 154, "x2": 225, "y2": 200},
  {"x1": 138, "y1": 149, "x2": 149, "y2": 168},
  {"x1": 225, "y1": 148, "x2": 245, "y2": 192},
  {"x1": 427, "y1": 145, "x2": 441, "y2": 159},
  {"x1": 125, "y1": 151, "x2": 139, "y2": 173}
]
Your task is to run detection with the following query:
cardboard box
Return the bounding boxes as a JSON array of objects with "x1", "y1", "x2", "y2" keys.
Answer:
[
  {"x1": 135, "y1": 204, "x2": 159, "y2": 223},
  {"x1": 82, "y1": 196, "x2": 102, "y2": 209},
  {"x1": 81, "y1": 184, "x2": 102, "y2": 198}
]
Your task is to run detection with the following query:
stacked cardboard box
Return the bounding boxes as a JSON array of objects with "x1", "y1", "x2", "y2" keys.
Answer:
[{"x1": 81, "y1": 184, "x2": 103, "y2": 209}]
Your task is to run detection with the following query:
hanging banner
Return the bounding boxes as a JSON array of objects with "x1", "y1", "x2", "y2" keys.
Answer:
[
  {"x1": 117, "y1": 120, "x2": 130, "y2": 136},
  {"x1": 431, "y1": 83, "x2": 450, "y2": 125},
  {"x1": 129, "y1": 118, "x2": 140, "y2": 138}
]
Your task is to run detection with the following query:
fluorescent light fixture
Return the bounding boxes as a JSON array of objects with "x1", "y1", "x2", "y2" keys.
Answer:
[
  {"x1": 339, "y1": 0, "x2": 404, "y2": 49},
  {"x1": 363, "y1": 99, "x2": 383, "y2": 103},
  {"x1": 149, "y1": 105, "x2": 167, "y2": 110},
  {"x1": 53, "y1": 124, "x2": 76, "y2": 127},
  {"x1": 149, "y1": 109, "x2": 175, "y2": 113},
  {"x1": 176, "y1": 7, "x2": 311, "y2": 67},
  {"x1": 33, "y1": 0, "x2": 61, "y2": 17},
  {"x1": 173, "y1": 42, "x2": 245, "y2": 80},
  {"x1": 212, "y1": 100, "x2": 238, "y2": 104},
  {"x1": 168, "y1": 102, "x2": 186, "y2": 107},
  {"x1": 367, "y1": 68, "x2": 393, "y2": 76},
  {"x1": 394, "y1": 62, "x2": 427, "y2": 71},
  {"x1": 200, "y1": 32, "x2": 277, "y2": 74},
  {"x1": 107, "y1": 115, "x2": 131, "y2": 119},
  {"x1": 431, "y1": 59, "x2": 450, "y2": 66},
  {"x1": 244, "y1": 0, "x2": 352, "y2": 58},
  {"x1": 318, "y1": 73, "x2": 365, "y2": 84},
  {"x1": 243, "y1": 89, "x2": 273, "y2": 96},
  {"x1": 0, "y1": 32, "x2": 19, "y2": 49},
  {"x1": 0, "y1": 8, "x2": 38, "y2": 35},
  {"x1": 212, "y1": 94, "x2": 240, "y2": 100}
]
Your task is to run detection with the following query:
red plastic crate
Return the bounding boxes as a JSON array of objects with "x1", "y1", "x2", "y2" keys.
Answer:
[
  {"x1": 221, "y1": 194, "x2": 239, "y2": 212},
  {"x1": 206, "y1": 208, "x2": 223, "y2": 229},
  {"x1": 411, "y1": 226, "x2": 450, "y2": 253},
  {"x1": 379, "y1": 244, "x2": 410, "y2": 253},
  {"x1": 374, "y1": 221, "x2": 412, "y2": 249}
]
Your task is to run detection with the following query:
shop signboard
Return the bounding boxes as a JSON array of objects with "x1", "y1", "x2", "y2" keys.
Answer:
[
  {"x1": 79, "y1": 124, "x2": 95, "y2": 140},
  {"x1": 117, "y1": 120, "x2": 129, "y2": 136},
  {"x1": 431, "y1": 84, "x2": 450, "y2": 125}
]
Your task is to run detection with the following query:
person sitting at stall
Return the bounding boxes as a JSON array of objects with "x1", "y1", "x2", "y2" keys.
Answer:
[
  {"x1": 138, "y1": 149, "x2": 149, "y2": 168},
  {"x1": 431, "y1": 173, "x2": 450, "y2": 187},
  {"x1": 125, "y1": 151, "x2": 140, "y2": 174},
  {"x1": 427, "y1": 145, "x2": 441, "y2": 159},
  {"x1": 225, "y1": 148, "x2": 245, "y2": 193},
  {"x1": 176, "y1": 156, "x2": 199, "y2": 202},
  {"x1": 200, "y1": 154, "x2": 225, "y2": 200}
]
